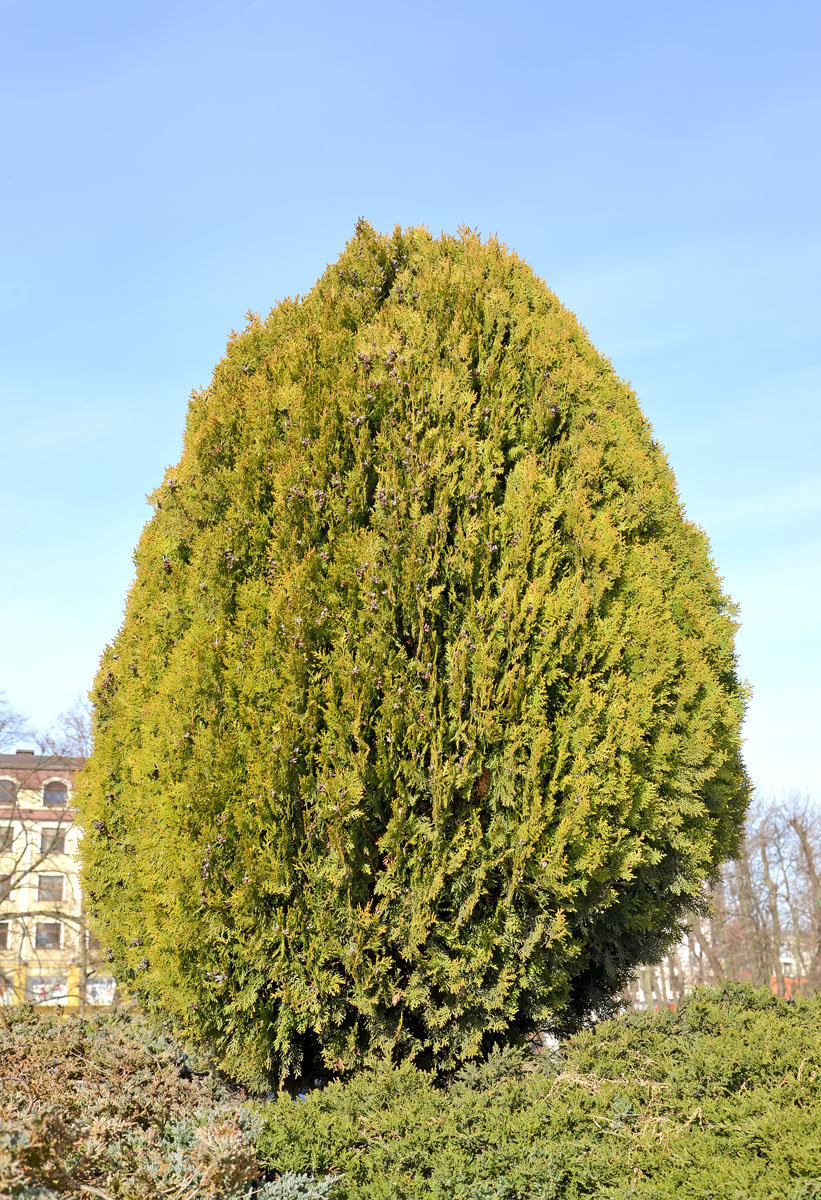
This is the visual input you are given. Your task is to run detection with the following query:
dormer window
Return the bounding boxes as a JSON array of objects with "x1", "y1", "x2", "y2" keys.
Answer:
[{"x1": 43, "y1": 781, "x2": 68, "y2": 808}]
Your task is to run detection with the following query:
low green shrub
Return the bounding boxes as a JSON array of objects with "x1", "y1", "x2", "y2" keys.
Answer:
[
  {"x1": 4, "y1": 987, "x2": 819, "y2": 1198},
  {"x1": 256, "y1": 983, "x2": 821, "y2": 1199},
  {"x1": 0, "y1": 1005, "x2": 335, "y2": 1199}
]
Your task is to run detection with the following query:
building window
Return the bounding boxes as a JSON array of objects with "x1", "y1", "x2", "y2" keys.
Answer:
[
  {"x1": 0, "y1": 825, "x2": 13, "y2": 852},
  {"x1": 25, "y1": 975, "x2": 67, "y2": 1004},
  {"x1": 43, "y1": 781, "x2": 68, "y2": 808},
  {"x1": 0, "y1": 779, "x2": 17, "y2": 805},
  {"x1": 35, "y1": 922, "x2": 62, "y2": 949},
  {"x1": 0, "y1": 875, "x2": 10, "y2": 901},
  {"x1": 37, "y1": 875, "x2": 64, "y2": 903},
  {"x1": 85, "y1": 976, "x2": 116, "y2": 1006},
  {"x1": 0, "y1": 921, "x2": 9, "y2": 950},
  {"x1": 40, "y1": 828, "x2": 66, "y2": 854}
]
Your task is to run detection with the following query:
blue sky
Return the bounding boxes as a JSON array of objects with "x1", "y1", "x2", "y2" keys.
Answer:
[{"x1": 1, "y1": 0, "x2": 818, "y2": 795}]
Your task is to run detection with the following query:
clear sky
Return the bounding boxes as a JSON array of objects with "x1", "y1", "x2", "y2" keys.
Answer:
[{"x1": 1, "y1": 0, "x2": 818, "y2": 796}]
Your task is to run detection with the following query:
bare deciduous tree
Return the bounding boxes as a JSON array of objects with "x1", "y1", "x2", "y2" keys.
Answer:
[
  {"x1": 38, "y1": 694, "x2": 93, "y2": 759},
  {"x1": 625, "y1": 794, "x2": 821, "y2": 1009},
  {"x1": 0, "y1": 693, "x2": 34, "y2": 753}
]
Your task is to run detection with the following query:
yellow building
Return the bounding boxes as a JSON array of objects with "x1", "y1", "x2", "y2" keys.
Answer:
[{"x1": 0, "y1": 750, "x2": 116, "y2": 1008}]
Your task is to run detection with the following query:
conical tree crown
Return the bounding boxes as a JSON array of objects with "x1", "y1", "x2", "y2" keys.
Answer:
[{"x1": 78, "y1": 223, "x2": 748, "y2": 1086}]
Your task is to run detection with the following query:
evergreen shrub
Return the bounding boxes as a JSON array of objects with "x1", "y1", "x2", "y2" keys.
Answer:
[
  {"x1": 78, "y1": 222, "x2": 748, "y2": 1085},
  {"x1": 0, "y1": 1006, "x2": 253, "y2": 1198},
  {"x1": 256, "y1": 984, "x2": 821, "y2": 1199},
  {"x1": 3, "y1": 989, "x2": 818, "y2": 1198},
  {"x1": 0, "y1": 1005, "x2": 337, "y2": 1199}
]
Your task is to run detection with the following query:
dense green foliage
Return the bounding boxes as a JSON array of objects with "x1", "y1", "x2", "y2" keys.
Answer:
[
  {"x1": 258, "y1": 985, "x2": 821, "y2": 1199},
  {"x1": 0, "y1": 1006, "x2": 334, "y2": 1199},
  {"x1": 78, "y1": 222, "x2": 748, "y2": 1084},
  {"x1": 4, "y1": 987, "x2": 818, "y2": 1198}
]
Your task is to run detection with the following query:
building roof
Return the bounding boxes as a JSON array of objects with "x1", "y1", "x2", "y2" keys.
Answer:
[{"x1": 0, "y1": 752, "x2": 86, "y2": 773}]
